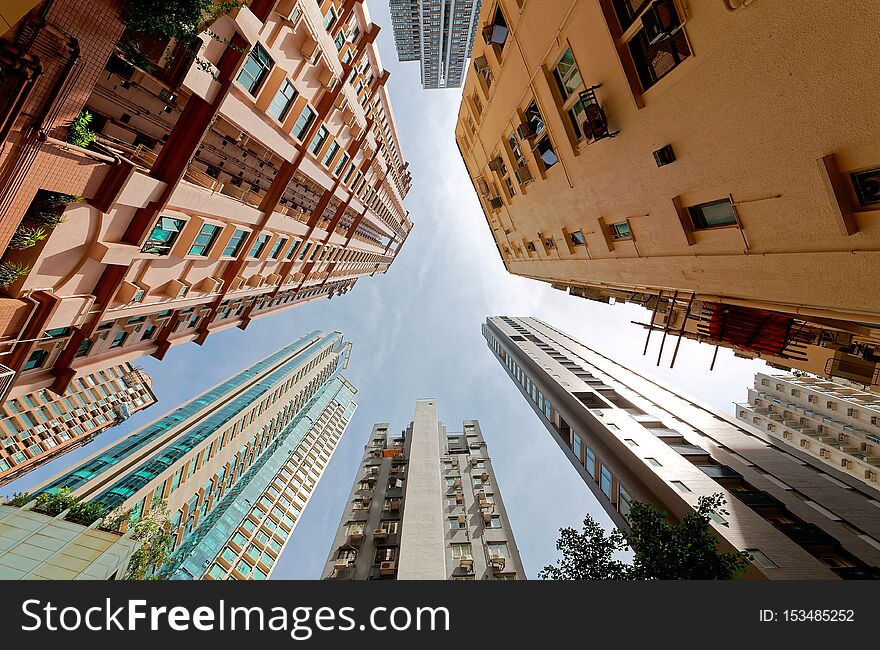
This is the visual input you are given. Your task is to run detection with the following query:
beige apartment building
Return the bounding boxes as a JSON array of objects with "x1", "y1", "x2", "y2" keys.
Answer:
[
  {"x1": 457, "y1": 1, "x2": 880, "y2": 389},
  {"x1": 0, "y1": 0, "x2": 412, "y2": 399},
  {"x1": 0, "y1": 361, "x2": 155, "y2": 486},
  {"x1": 738, "y1": 373, "x2": 880, "y2": 490}
]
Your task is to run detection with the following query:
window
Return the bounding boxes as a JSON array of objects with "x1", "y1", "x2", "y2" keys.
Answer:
[
  {"x1": 851, "y1": 168, "x2": 880, "y2": 207},
  {"x1": 268, "y1": 237, "x2": 288, "y2": 260},
  {"x1": 688, "y1": 199, "x2": 737, "y2": 230},
  {"x1": 645, "y1": 457, "x2": 662, "y2": 467},
  {"x1": 142, "y1": 216, "x2": 185, "y2": 255},
  {"x1": 285, "y1": 240, "x2": 301, "y2": 260},
  {"x1": 627, "y1": 6, "x2": 690, "y2": 91},
  {"x1": 249, "y1": 233, "x2": 271, "y2": 258},
  {"x1": 333, "y1": 153, "x2": 350, "y2": 177},
  {"x1": 188, "y1": 223, "x2": 221, "y2": 256},
  {"x1": 585, "y1": 447, "x2": 596, "y2": 478},
  {"x1": 746, "y1": 549, "x2": 779, "y2": 569},
  {"x1": 268, "y1": 79, "x2": 297, "y2": 121},
  {"x1": 141, "y1": 325, "x2": 157, "y2": 340},
  {"x1": 618, "y1": 486, "x2": 632, "y2": 518},
  {"x1": 323, "y1": 7, "x2": 337, "y2": 30},
  {"x1": 569, "y1": 230, "x2": 585, "y2": 246},
  {"x1": 552, "y1": 49, "x2": 583, "y2": 100},
  {"x1": 671, "y1": 480, "x2": 691, "y2": 493},
  {"x1": 572, "y1": 433, "x2": 582, "y2": 460},
  {"x1": 23, "y1": 349, "x2": 48, "y2": 371},
  {"x1": 524, "y1": 100, "x2": 545, "y2": 135},
  {"x1": 321, "y1": 141, "x2": 340, "y2": 167},
  {"x1": 291, "y1": 106, "x2": 316, "y2": 140},
  {"x1": 223, "y1": 229, "x2": 248, "y2": 257},
  {"x1": 451, "y1": 543, "x2": 472, "y2": 559},
  {"x1": 487, "y1": 542, "x2": 509, "y2": 558},
  {"x1": 600, "y1": 465, "x2": 612, "y2": 498},
  {"x1": 536, "y1": 136, "x2": 558, "y2": 169},
  {"x1": 109, "y1": 332, "x2": 127, "y2": 349},
  {"x1": 237, "y1": 43, "x2": 273, "y2": 95},
  {"x1": 485, "y1": 515, "x2": 502, "y2": 529},
  {"x1": 380, "y1": 520, "x2": 399, "y2": 535},
  {"x1": 448, "y1": 517, "x2": 466, "y2": 530},
  {"x1": 309, "y1": 126, "x2": 329, "y2": 155},
  {"x1": 74, "y1": 338, "x2": 93, "y2": 358},
  {"x1": 608, "y1": 221, "x2": 632, "y2": 240}
]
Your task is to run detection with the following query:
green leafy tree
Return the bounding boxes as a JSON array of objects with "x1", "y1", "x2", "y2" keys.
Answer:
[
  {"x1": 540, "y1": 494, "x2": 751, "y2": 580},
  {"x1": 106, "y1": 501, "x2": 173, "y2": 580}
]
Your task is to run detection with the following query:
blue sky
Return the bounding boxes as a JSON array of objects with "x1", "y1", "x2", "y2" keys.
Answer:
[{"x1": 3, "y1": 2, "x2": 769, "y2": 578}]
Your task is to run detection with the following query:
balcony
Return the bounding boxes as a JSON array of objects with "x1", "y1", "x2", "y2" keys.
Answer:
[
  {"x1": 831, "y1": 566, "x2": 880, "y2": 580},
  {"x1": 730, "y1": 489, "x2": 785, "y2": 514},
  {"x1": 773, "y1": 523, "x2": 839, "y2": 550}
]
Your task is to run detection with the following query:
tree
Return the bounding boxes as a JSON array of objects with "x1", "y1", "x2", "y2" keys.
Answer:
[{"x1": 540, "y1": 494, "x2": 751, "y2": 580}]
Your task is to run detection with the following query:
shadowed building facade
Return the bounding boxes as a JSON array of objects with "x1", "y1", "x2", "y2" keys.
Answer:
[
  {"x1": 457, "y1": 1, "x2": 880, "y2": 390},
  {"x1": 485, "y1": 316, "x2": 880, "y2": 579},
  {"x1": 0, "y1": 0, "x2": 412, "y2": 401},
  {"x1": 1, "y1": 330, "x2": 356, "y2": 579},
  {"x1": 323, "y1": 399, "x2": 525, "y2": 580},
  {"x1": 390, "y1": 0, "x2": 481, "y2": 88}
]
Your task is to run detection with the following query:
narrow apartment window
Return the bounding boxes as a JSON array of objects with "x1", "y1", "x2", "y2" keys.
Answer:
[
  {"x1": 109, "y1": 332, "x2": 127, "y2": 349},
  {"x1": 291, "y1": 106, "x2": 316, "y2": 140},
  {"x1": 309, "y1": 126, "x2": 329, "y2": 155},
  {"x1": 268, "y1": 79, "x2": 297, "y2": 121},
  {"x1": 688, "y1": 199, "x2": 737, "y2": 230},
  {"x1": 223, "y1": 229, "x2": 248, "y2": 257},
  {"x1": 851, "y1": 168, "x2": 880, "y2": 207},
  {"x1": 142, "y1": 216, "x2": 185, "y2": 255},
  {"x1": 188, "y1": 223, "x2": 221, "y2": 256},
  {"x1": 249, "y1": 233, "x2": 271, "y2": 258},
  {"x1": 322, "y1": 141, "x2": 340, "y2": 167},
  {"x1": 237, "y1": 43, "x2": 273, "y2": 96},
  {"x1": 600, "y1": 465, "x2": 612, "y2": 498},
  {"x1": 608, "y1": 221, "x2": 632, "y2": 240},
  {"x1": 746, "y1": 549, "x2": 779, "y2": 569},
  {"x1": 269, "y1": 237, "x2": 288, "y2": 260},
  {"x1": 626, "y1": 1, "x2": 690, "y2": 91},
  {"x1": 671, "y1": 480, "x2": 691, "y2": 493},
  {"x1": 569, "y1": 230, "x2": 586, "y2": 246},
  {"x1": 23, "y1": 349, "x2": 48, "y2": 371}
]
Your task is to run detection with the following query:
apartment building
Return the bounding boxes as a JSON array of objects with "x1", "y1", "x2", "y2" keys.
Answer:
[
  {"x1": 485, "y1": 316, "x2": 880, "y2": 579},
  {"x1": 322, "y1": 399, "x2": 525, "y2": 580},
  {"x1": 0, "y1": 0, "x2": 412, "y2": 401},
  {"x1": 0, "y1": 362, "x2": 155, "y2": 486},
  {"x1": 390, "y1": 0, "x2": 481, "y2": 88},
  {"x1": 0, "y1": 330, "x2": 357, "y2": 579},
  {"x1": 458, "y1": 1, "x2": 880, "y2": 390},
  {"x1": 738, "y1": 373, "x2": 880, "y2": 490}
]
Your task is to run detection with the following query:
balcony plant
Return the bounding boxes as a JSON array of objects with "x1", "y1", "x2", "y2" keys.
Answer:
[
  {"x1": 32, "y1": 487, "x2": 79, "y2": 517},
  {"x1": 124, "y1": 0, "x2": 247, "y2": 77},
  {"x1": 6, "y1": 492, "x2": 32, "y2": 507},
  {"x1": 104, "y1": 501, "x2": 173, "y2": 579},
  {"x1": 66, "y1": 109, "x2": 98, "y2": 148},
  {"x1": 0, "y1": 260, "x2": 31, "y2": 288},
  {"x1": 8, "y1": 225, "x2": 48, "y2": 250}
]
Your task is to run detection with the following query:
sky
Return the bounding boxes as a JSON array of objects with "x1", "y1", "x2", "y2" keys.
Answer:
[{"x1": 2, "y1": 2, "x2": 768, "y2": 579}]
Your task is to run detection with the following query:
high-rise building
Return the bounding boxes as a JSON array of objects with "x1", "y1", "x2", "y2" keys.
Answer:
[
  {"x1": 390, "y1": 0, "x2": 482, "y2": 88},
  {"x1": 322, "y1": 399, "x2": 525, "y2": 580},
  {"x1": 484, "y1": 316, "x2": 880, "y2": 579},
  {"x1": 0, "y1": 362, "x2": 156, "y2": 487},
  {"x1": 458, "y1": 2, "x2": 880, "y2": 390},
  {"x1": 737, "y1": 373, "x2": 880, "y2": 490},
  {"x1": 0, "y1": 330, "x2": 356, "y2": 580},
  {"x1": 0, "y1": 0, "x2": 412, "y2": 401}
]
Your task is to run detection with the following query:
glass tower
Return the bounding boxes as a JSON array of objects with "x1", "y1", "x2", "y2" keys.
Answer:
[{"x1": 11, "y1": 330, "x2": 357, "y2": 580}]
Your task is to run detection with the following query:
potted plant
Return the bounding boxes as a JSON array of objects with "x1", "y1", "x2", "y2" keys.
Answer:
[
  {"x1": 8, "y1": 225, "x2": 48, "y2": 250},
  {"x1": 0, "y1": 260, "x2": 30, "y2": 288}
]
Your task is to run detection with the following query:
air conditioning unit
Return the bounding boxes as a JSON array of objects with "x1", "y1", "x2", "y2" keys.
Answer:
[
  {"x1": 459, "y1": 555, "x2": 474, "y2": 568},
  {"x1": 475, "y1": 176, "x2": 490, "y2": 197},
  {"x1": 348, "y1": 530, "x2": 364, "y2": 542},
  {"x1": 373, "y1": 528, "x2": 388, "y2": 540},
  {"x1": 379, "y1": 561, "x2": 396, "y2": 576},
  {"x1": 488, "y1": 156, "x2": 504, "y2": 172},
  {"x1": 516, "y1": 165, "x2": 533, "y2": 184},
  {"x1": 453, "y1": 478, "x2": 462, "y2": 487},
  {"x1": 488, "y1": 196, "x2": 504, "y2": 210},
  {"x1": 480, "y1": 471, "x2": 489, "y2": 482},
  {"x1": 473, "y1": 55, "x2": 490, "y2": 74},
  {"x1": 841, "y1": 458, "x2": 852, "y2": 469},
  {"x1": 457, "y1": 513, "x2": 467, "y2": 524},
  {"x1": 482, "y1": 512, "x2": 492, "y2": 523},
  {"x1": 334, "y1": 558, "x2": 353, "y2": 569},
  {"x1": 489, "y1": 555, "x2": 506, "y2": 570}
]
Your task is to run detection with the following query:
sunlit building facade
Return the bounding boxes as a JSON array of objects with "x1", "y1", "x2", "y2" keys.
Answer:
[
  {"x1": 458, "y1": 1, "x2": 880, "y2": 390},
  {"x1": 0, "y1": 362, "x2": 155, "y2": 486},
  {"x1": 0, "y1": 0, "x2": 412, "y2": 401},
  {"x1": 323, "y1": 399, "x2": 525, "y2": 580},
  {"x1": 3, "y1": 330, "x2": 356, "y2": 580},
  {"x1": 485, "y1": 316, "x2": 880, "y2": 579},
  {"x1": 738, "y1": 373, "x2": 880, "y2": 490}
]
